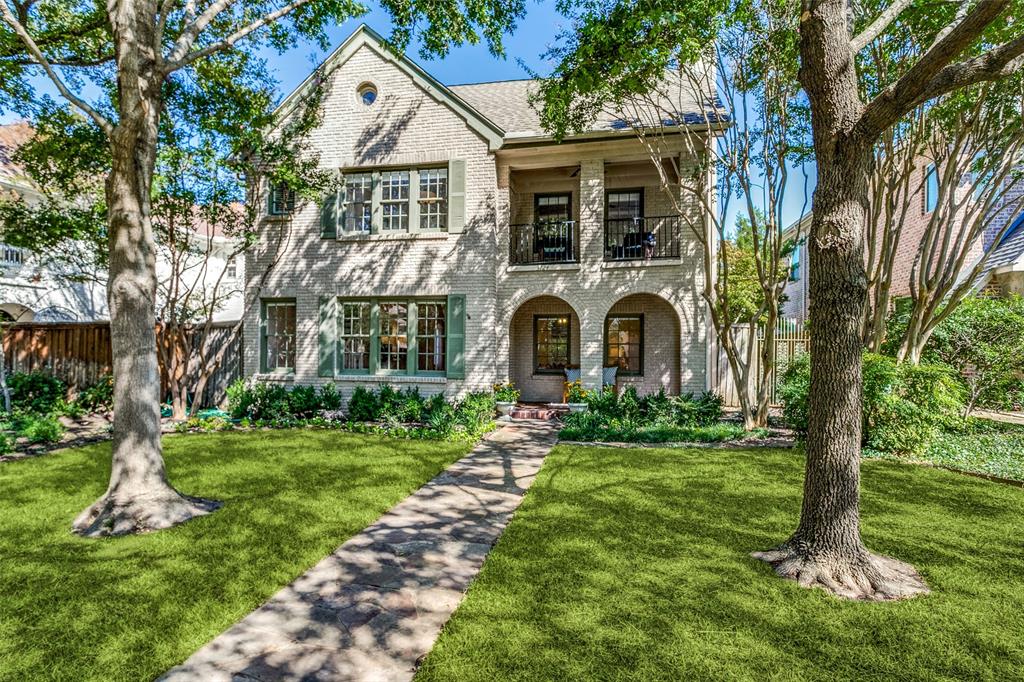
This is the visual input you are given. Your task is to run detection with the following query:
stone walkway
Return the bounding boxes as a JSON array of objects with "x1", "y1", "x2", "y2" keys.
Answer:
[{"x1": 161, "y1": 421, "x2": 559, "y2": 682}]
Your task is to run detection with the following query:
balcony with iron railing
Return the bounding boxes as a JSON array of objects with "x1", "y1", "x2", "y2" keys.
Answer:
[
  {"x1": 0, "y1": 243, "x2": 26, "y2": 272},
  {"x1": 604, "y1": 215, "x2": 682, "y2": 261},
  {"x1": 510, "y1": 220, "x2": 579, "y2": 265}
]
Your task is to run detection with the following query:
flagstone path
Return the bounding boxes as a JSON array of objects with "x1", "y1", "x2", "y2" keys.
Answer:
[{"x1": 161, "y1": 420, "x2": 559, "y2": 682}]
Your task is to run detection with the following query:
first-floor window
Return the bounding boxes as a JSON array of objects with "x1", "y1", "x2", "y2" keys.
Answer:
[
  {"x1": 262, "y1": 299, "x2": 296, "y2": 372},
  {"x1": 535, "y1": 315, "x2": 571, "y2": 373},
  {"x1": 605, "y1": 315, "x2": 643, "y2": 375},
  {"x1": 336, "y1": 298, "x2": 448, "y2": 375},
  {"x1": 417, "y1": 302, "x2": 447, "y2": 372},
  {"x1": 378, "y1": 301, "x2": 409, "y2": 370},
  {"x1": 339, "y1": 301, "x2": 371, "y2": 370}
]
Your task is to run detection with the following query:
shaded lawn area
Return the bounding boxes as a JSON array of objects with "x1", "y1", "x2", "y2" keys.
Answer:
[
  {"x1": 0, "y1": 430, "x2": 471, "y2": 682},
  {"x1": 418, "y1": 445, "x2": 1024, "y2": 681}
]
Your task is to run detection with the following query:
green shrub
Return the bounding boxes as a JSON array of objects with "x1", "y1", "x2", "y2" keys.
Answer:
[
  {"x1": 779, "y1": 352, "x2": 963, "y2": 456},
  {"x1": 561, "y1": 388, "x2": 727, "y2": 442},
  {"x1": 424, "y1": 393, "x2": 456, "y2": 435},
  {"x1": 287, "y1": 385, "x2": 321, "y2": 418},
  {"x1": 7, "y1": 372, "x2": 65, "y2": 414},
  {"x1": 225, "y1": 380, "x2": 290, "y2": 421},
  {"x1": 0, "y1": 432, "x2": 11, "y2": 456},
  {"x1": 18, "y1": 414, "x2": 65, "y2": 444},
  {"x1": 456, "y1": 392, "x2": 496, "y2": 435},
  {"x1": 347, "y1": 385, "x2": 380, "y2": 421},
  {"x1": 318, "y1": 384, "x2": 342, "y2": 411},
  {"x1": 75, "y1": 374, "x2": 114, "y2": 412}
]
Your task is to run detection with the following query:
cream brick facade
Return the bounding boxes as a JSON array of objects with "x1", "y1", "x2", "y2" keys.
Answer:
[{"x1": 244, "y1": 26, "x2": 713, "y2": 404}]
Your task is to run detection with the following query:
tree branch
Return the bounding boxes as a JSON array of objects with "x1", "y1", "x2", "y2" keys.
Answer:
[
  {"x1": 0, "y1": 4, "x2": 113, "y2": 136},
  {"x1": 850, "y1": 0, "x2": 913, "y2": 53},
  {"x1": 164, "y1": 0, "x2": 314, "y2": 72},
  {"x1": 913, "y1": 33, "x2": 1024, "y2": 103},
  {"x1": 856, "y1": 0, "x2": 1011, "y2": 140}
]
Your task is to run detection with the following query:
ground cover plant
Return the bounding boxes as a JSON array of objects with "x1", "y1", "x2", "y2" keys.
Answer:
[
  {"x1": 0, "y1": 372, "x2": 117, "y2": 452},
  {"x1": 417, "y1": 445, "x2": 1024, "y2": 681},
  {"x1": 0, "y1": 430, "x2": 471, "y2": 681},
  {"x1": 558, "y1": 387, "x2": 744, "y2": 443}
]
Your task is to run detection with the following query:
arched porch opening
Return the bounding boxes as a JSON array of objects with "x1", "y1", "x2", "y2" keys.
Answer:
[
  {"x1": 604, "y1": 293, "x2": 681, "y2": 395},
  {"x1": 508, "y1": 295, "x2": 581, "y2": 403}
]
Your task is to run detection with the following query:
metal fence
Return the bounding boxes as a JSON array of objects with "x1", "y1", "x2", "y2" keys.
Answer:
[
  {"x1": 604, "y1": 215, "x2": 682, "y2": 261},
  {"x1": 510, "y1": 220, "x2": 579, "y2": 265}
]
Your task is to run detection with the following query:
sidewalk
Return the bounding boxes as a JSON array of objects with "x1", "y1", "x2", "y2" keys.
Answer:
[{"x1": 161, "y1": 421, "x2": 559, "y2": 681}]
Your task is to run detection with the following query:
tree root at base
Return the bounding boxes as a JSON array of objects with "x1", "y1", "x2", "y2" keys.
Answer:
[
  {"x1": 72, "y1": 489, "x2": 221, "y2": 537},
  {"x1": 751, "y1": 544, "x2": 930, "y2": 601}
]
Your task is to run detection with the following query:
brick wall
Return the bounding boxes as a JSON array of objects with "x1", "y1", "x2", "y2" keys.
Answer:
[{"x1": 245, "y1": 40, "x2": 711, "y2": 404}]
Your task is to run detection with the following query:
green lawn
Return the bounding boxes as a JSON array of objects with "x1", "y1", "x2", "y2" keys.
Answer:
[
  {"x1": 0, "y1": 430, "x2": 471, "y2": 682},
  {"x1": 418, "y1": 445, "x2": 1024, "y2": 681}
]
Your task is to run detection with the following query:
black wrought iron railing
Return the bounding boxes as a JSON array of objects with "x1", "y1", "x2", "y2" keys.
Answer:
[
  {"x1": 510, "y1": 220, "x2": 579, "y2": 265},
  {"x1": 604, "y1": 215, "x2": 682, "y2": 261}
]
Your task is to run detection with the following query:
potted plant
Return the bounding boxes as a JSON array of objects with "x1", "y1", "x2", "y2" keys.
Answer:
[
  {"x1": 565, "y1": 380, "x2": 590, "y2": 412},
  {"x1": 493, "y1": 382, "x2": 520, "y2": 417}
]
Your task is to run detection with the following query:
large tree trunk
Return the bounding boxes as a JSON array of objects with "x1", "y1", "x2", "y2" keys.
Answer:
[
  {"x1": 752, "y1": 0, "x2": 927, "y2": 600},
  {"x1": 72, "y1": 4, "x2": 217, "y2": 536}
]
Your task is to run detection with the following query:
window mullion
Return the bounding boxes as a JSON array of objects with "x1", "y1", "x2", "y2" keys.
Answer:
[
  {"x1": 369, "y1": 299, "x2": 380, "y2": 373},
  {"x1": 407, "y1": 300, "x2": 418, "y2": 375},
  {"x1": 409, "y1": 169, "x2": 420, "y2": 234}
]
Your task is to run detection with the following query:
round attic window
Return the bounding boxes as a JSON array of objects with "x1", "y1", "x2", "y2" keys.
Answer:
[{"x1": 357, "y1": 83, "x2": 377, "y2": 106}]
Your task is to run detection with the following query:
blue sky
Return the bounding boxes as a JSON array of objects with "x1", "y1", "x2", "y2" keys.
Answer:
[{"x1": 1, "y1": 1, "x2": 812, "y2": 228}]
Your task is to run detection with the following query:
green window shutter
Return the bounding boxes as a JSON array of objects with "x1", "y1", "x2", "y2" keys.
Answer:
[
  {"x1": 319, "y1": 190, "x2": 338, "y2": 239},
  {"x1": 446, "y1": 294, "x2": 466, "y2": 379},
  {"x1": 318, "y1": 296, "x2": 337, "y2": 377},
  {"x1": 448, "y1": 159, "x2": 466, "y2": 233}
]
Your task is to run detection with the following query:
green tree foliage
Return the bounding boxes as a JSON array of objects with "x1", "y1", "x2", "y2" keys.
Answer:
[{"x1": 900, "y1": 296, "x2": 1024, "y2": 414}]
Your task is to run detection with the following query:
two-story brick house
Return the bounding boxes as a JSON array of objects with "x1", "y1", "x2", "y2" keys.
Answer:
[{"x1": 245, "y1": 25, "x2": 718, "y2": 404}]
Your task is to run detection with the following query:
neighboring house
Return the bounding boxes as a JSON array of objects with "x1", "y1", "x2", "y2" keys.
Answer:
[
  {"x1": 0, "y1": 121, "x2": 244, "y2": 323},
  {"x1": 244, "y1": 24, "x2": 722, "y2": 403},
  {"x1": 0, "y1": 121, "x2": 107, "y2": 322},
  {"x1": 782, "y1": 157, "x2": 1024, "y2": 322}
]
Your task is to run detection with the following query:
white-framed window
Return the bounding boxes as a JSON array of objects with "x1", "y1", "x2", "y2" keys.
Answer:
[
  {"x1": 342, "y1": 173, "x2": 373, "y2": 234},
  {"x1": 419, "y1": 168, "x2": 448, "y2": 231},
  {"x1": 225, "y1": 255, "x2": 238, "y2": 280},
  {"x1": 924, "y1": 164, "x2": 938, "y2": 213},
  {"x1": 380, "y1": 171, "x2": 410, "y2": 232},
  {"x1": 269, "y1": 181, "x2": 296, "y2": 216},
  {"x1": 339, "y1": 301, "x2": 372, "y2": 371},
  {"x1": 335, "y1": 298, "x2": 447, "y2": 376}
]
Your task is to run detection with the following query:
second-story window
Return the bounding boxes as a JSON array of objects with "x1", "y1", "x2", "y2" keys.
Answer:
[
  {"x1": 269, "y1": 181, "x2": 296, "y2": 216},
  {"x1": 381, "y1": 171, "x2": 410, "y2": 231},
  {"x1": 924, "y1": 164, "x2": 938, "y2": 213},
  {"x1": 419, "y1": 168, "x2": 448, "y2": 231},
  {"x1": 606, "y1": 190, "x2": 643, "y2": 221},
  {"x1": 535, "y1": 193, "x2": 571, "y2": 223},
  {"x1": 342, "y1": 173, "x2": 373, "y2": 234},
  {"x1": 225, "y1": 255, "x2": 238, "y2": 279}
]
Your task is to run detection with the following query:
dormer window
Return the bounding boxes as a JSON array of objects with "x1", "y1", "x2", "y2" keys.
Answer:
[{"x1": 269, "y1": 181, "x2": 296, "y2": 216}]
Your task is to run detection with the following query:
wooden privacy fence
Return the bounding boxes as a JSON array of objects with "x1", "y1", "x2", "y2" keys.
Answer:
[
  {"x1": 710, "y1": 319, "x2": 809, "y2": 408},
  {"x1": 2, "y1": 321, "x2": 242, "y2": 409}
]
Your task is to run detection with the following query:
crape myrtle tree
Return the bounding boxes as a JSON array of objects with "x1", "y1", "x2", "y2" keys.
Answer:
[
  {"x1": 585, "y1": 3, "x2": 808, "y2": 429},
  {"x1": 539, "y1": 0, "x2": 1024, "y2": 600},
  {"x1": 860, "y1": 74, "x2": 1024, "y2": 358},
  {"x1": 0, "y1": 0, "x2": 526, "y2": 536}
]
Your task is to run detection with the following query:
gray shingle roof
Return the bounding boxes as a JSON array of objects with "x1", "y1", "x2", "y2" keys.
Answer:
[
  {"x1": 447, "y1": 71, "x2": 728, "y2": 138},
  {"x1": 986, "y1": 218, "x2": 1024, "y2": 270}
]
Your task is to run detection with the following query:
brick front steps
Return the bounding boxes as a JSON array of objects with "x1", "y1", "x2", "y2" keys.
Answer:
[{"x1": 509, "y1": 404, "x2": 567, "y2": 421}]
